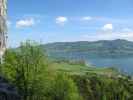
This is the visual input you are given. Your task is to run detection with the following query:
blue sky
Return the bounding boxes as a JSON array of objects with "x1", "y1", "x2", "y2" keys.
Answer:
[{"x1": 8, "y1": 0, "x2": 133, "y2": 47}]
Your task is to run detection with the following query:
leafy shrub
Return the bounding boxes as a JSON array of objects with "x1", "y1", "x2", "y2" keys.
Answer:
[{"x1": 45, "y1": 73, "x2": 82, "y2": 100}]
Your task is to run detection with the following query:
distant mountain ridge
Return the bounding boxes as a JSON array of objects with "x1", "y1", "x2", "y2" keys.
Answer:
[{"x1": 43, "y1": 39, "x2": 133, "y2": 58}]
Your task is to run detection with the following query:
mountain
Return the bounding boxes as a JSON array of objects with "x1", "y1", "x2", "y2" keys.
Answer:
[{"x1": 43, "y1": 39, "x2": 133, "y2": 59}]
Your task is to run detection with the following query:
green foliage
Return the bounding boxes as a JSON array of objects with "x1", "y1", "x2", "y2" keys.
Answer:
[
  {"x1": 1, "y1": 41, "x2": 81, "y2": 100},
  {"x1": 2, "y1": 41, "x2": 49, "y2": 100},
  {"x1": 72, "y1": 74, "x2": 133, "y2": 100},
  {"x1": 45, "y1": 73, "x2": 82, "y2": 100}
]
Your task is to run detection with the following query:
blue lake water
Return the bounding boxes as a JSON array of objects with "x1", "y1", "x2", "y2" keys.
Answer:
[{"x1": 86, "y1": 57, "x2": 133, "y2": 75}]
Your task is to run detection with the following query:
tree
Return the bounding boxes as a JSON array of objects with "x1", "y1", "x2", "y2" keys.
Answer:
[
  {"x1": 2, "y1": 41, "x2": 50, "y2": 100},
  {"x1": 46, "y1": 73, "x2": 82, "y2": 100}
]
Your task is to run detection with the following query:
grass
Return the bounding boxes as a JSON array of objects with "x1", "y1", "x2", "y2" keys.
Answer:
[{"x1": 49, "y1": 62, "x2": 119, "y2": 76}]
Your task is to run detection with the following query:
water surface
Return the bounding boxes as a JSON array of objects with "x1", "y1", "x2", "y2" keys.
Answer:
[{"x1": 86, "y1": 57, "x2": 133, "y2": 75}]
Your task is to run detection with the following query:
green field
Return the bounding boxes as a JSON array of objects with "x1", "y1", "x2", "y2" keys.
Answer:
[{"x1": 49, "y1": 62, "x2": 119, "y2": 76}]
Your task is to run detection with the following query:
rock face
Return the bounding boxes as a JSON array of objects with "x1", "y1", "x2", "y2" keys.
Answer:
[
  {"x1": 0, "y1": 0, "x2": 7, "y2": 63},
  {"x1": 0, "y1": 76, "x2": 20, "y2": 100}
]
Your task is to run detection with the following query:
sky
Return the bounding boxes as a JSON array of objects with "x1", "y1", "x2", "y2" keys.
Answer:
[{"x1": 8, "y1": 0, "x2": 133, "y2": 47}]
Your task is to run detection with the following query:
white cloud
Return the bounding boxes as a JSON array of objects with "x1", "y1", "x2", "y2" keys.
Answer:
[
  {"x1": 82, "y1": 32, "x2": 133, "y2": 41},
  {"x1": 81, "y1": 24, "x2": 133, "y2": 41},
  {"x1": 82, "y1": 16, "x2": 92, "y2": 21},
  {"x1": 56, "y1": 16, "x2": 68, "y2": 25},
  {"x1": 102, "y1": 24, "x2": 113, "y2": 31},
  {"x1": 16, "y1": 18, "x2": 35, "y2": 28}
]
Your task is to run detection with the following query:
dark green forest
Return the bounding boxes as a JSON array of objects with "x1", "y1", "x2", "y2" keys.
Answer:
[{"x1": 1, "y1": 41, "x2": 133, "y2": 100}]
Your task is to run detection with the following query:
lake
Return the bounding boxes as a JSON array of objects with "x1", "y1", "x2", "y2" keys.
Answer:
[{"x1": 86, "y1": 57, "x2": 133, "y2": 75}]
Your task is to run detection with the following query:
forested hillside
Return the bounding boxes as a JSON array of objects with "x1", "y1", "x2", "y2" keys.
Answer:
[{"x1": 44, "y1": 39, "x2": 133, "y2": 58}]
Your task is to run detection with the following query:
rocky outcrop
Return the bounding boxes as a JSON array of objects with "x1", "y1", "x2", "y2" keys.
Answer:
[{"x1": 0, "y1": 76, "x2": 20, "y2": 100}]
